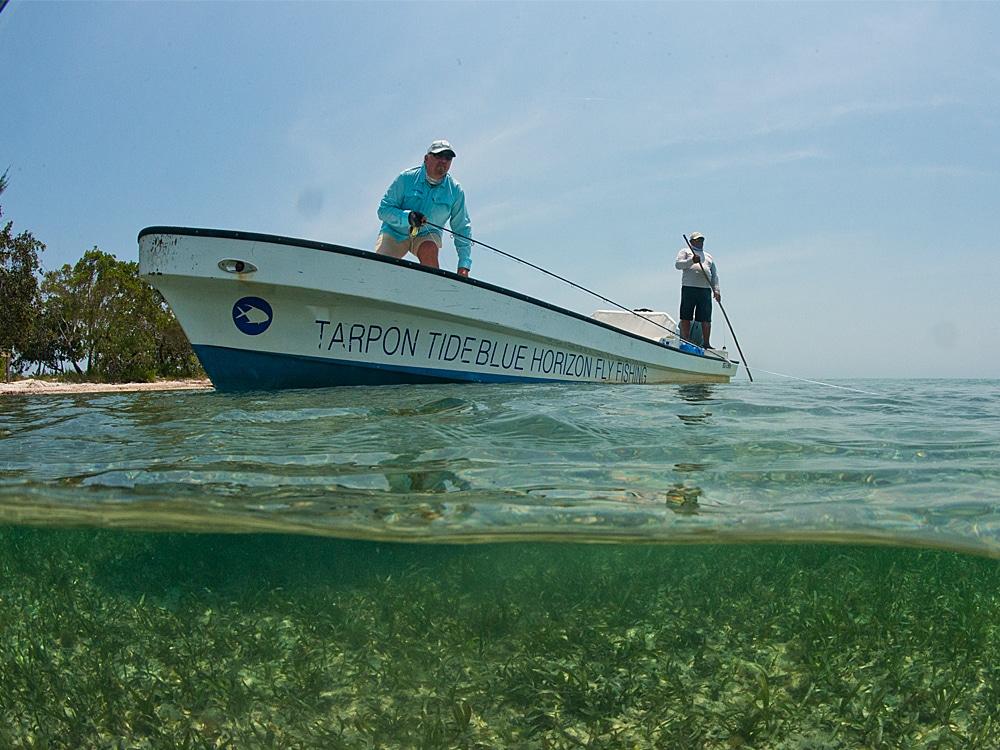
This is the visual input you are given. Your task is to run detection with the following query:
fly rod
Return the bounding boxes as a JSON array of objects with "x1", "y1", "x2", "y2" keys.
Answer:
[{"x1": 424, "y1": 220, "x2": 685, "y2": 340}]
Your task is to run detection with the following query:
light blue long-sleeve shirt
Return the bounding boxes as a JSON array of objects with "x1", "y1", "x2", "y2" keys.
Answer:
[{"x1": 377, "y1": 165, "x2": 473, "y2": 271}]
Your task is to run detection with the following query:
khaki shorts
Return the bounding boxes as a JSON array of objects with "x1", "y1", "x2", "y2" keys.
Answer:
[{"x1": 375, "y1": 232, "x2": 442, "y2": 260}]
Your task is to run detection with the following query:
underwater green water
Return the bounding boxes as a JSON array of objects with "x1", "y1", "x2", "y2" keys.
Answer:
[
  {"x1": 1, "y1": 379, "x2": 999, "y2": 747},
  {"x1": 3, "y1": 531, "x2": 1000, "y2": 749}
]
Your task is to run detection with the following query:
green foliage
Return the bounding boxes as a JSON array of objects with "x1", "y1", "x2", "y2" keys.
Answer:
[
  {"x1": 148, "y1": 290, "x2": 203, "y2": 380},
  {"x1": 42, "y1": 249, "x2": 149, "y2": 380},
  {"x1": 1, "y1": 172, "x2": 198, "y2": 381},
  {"x1": 40, "y1": 248, "x2": 201, "y2": 381},
  {"x1": 0, "y1": 219, "x2": 45, "y2": 375}
]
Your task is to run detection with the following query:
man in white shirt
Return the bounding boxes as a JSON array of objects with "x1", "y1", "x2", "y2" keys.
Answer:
[{"x1": 674, "y1": 232, "x2": 721, "y2": 349}]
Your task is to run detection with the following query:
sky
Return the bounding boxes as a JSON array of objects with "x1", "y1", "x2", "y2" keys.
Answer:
[{"x1": 2, "y1": 1, "x2": 998, "y2": 380}]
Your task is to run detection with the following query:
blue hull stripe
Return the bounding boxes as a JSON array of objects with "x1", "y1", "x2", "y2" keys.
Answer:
[{"x1": 194, "y1": 345, "x2": 555, "y2": 391}]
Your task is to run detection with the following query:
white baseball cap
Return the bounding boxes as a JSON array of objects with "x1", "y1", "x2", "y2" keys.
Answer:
[{"x1": 427, "y1": 140, "x2": 456, "y2": 157}]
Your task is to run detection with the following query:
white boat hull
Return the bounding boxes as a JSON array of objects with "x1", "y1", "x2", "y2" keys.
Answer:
[{"x1": 138, "y1": 227, "x2": 739, "y2": 390}]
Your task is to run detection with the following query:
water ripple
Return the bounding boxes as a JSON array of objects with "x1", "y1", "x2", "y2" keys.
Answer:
[{"x1": 2, "y1": 380, "x2": 999, "y2": 555}]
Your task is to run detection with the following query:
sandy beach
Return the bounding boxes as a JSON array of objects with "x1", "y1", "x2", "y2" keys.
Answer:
[{"x1": 0, "y1": 378, "x2": 213, "y2": 396}]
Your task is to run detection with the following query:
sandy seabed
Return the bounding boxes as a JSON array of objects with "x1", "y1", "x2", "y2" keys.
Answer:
[{"x1": 0, "y1": 378, "x2": 213, "y2": 396}]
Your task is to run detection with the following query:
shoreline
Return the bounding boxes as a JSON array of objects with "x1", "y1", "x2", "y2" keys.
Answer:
[{"x1": 0, "y1": 377, "x2": 213, "y2": 396}]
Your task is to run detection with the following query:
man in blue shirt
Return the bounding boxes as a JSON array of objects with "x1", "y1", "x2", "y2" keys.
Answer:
[{"x1": 375, "y1": 140, "x2": 473, "y2": 277}]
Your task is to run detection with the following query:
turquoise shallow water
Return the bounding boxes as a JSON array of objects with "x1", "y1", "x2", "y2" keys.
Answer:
[{"x1": 2, "y1": 378, "x2": 998, "y2": 554}]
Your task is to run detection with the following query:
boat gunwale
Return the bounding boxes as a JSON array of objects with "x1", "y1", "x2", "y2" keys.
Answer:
[{"x1": 138, "y1": 225, "x2": 733, "y2": 366}]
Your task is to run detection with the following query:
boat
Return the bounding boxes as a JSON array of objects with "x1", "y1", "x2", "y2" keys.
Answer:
[{"x1": 138, "y1": 226, "x2": 739, "y2": 391}]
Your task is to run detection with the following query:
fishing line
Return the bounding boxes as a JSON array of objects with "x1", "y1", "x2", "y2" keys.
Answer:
[
  {"x1": 425, "y1": 220, "x2": 691, "y2": 342},
  {"x1": 421, "y1": 223, "x2": 874, "y2": 395},
  {"x1": 742, "y1": 367, "x2": 882, "y2": 396}
]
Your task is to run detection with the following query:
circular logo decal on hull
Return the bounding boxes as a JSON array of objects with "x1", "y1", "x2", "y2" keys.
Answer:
[{"x1": 233, "y1": 297, "x2": 273, "y2": 335}]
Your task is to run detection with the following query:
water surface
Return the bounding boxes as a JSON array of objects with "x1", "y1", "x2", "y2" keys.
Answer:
[{"x1": 2, "y1": 379, "x2": 998, "y2": 554}]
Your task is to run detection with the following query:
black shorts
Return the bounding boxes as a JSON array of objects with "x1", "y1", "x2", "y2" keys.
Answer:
[{"x1": 680, "y1": 286, "x2": 713, "y2": 323}]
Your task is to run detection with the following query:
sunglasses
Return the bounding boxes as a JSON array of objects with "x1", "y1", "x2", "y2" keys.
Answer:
[{"x1": 430, "y1": 153, "x2": 454, "y2": 161}]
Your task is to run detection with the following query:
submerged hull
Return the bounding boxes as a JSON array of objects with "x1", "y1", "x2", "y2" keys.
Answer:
[{"x1": 138, "y1": 227, "x2": 738, "y2": 391}]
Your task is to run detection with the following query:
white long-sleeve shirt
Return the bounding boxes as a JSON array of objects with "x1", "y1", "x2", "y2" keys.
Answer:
[{"x1": 675, "y1": 248, "x2": 719, "y2": 293}]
